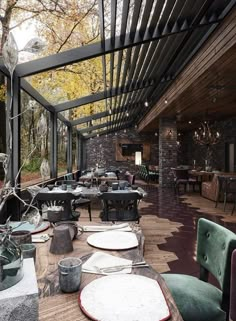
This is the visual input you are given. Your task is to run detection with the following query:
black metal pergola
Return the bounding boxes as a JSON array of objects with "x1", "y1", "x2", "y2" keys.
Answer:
[{"x1": 0, "y1": 0, "x2": 235, "y2": 183}]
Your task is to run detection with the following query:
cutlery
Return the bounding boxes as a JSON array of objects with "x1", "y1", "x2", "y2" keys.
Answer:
[{"x1": 95, "y1": 261, "x2": 148, "y2": 273}]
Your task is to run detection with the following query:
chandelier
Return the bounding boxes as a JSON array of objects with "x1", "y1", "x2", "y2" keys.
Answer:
[{"x1": 193, "y1": 121, "x2": 220, "y2": 146}]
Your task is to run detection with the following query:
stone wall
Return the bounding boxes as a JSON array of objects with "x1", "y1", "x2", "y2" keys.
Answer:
[{"x1": 85, "y1": 128, "x2": 158, "y2": 174}]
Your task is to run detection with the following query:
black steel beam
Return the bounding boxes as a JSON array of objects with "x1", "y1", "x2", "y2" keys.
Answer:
[
  {"x1": 85, "y1": 122, "x2": 130, "y2": 139},
  {"x1": 67, "y1": 125, "x2": 72, "y2": 173},
  {"x1": 50, "y1": 111, "x2": 58, "y2": 178},
  {"x1": 71, "y1": 101, "x2": 139, "y2": 126},
  {"x1": 55, "y1": 78, "x2": 154, "y2": 112},
  {"x1": 15, "y1": 14, "x2": 223, "y2": 78},
  {"x1": 79, "y1": 121, "x2": 112, "y2": 133}
]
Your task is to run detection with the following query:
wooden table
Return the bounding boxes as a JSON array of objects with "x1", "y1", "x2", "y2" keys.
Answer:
[
  {"x1": 36, "y1": 223, "x2": 183, "y2": 321},
  {"x1": 189, "y1": 170, "x2": 214, "y2": 194}
]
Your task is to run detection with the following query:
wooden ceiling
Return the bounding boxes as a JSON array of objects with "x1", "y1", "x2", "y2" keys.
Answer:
[
  {"x1": 164, "y1": 44, "x2": 236, "y2": 130},
  {"x1": 138, "y1": 7, "x2": 236, "y2": 133}
]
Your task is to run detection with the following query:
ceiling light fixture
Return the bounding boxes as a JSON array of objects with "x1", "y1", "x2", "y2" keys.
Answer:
[
  {"x1": 126, "y1": 111, "x2": 129, "y2": 117},
  {"x1": 164, "y1": 99, "x2": 168, "y2": 104},
  {"x1": 144, "y1": 100, "x2": 149, "y2": 107},
  {"x1": 155, "y1": 132, "x2": 158, "y2": 137},
  {"x1": 188, "y1": 120, "x2": 192, "y2": 124}
]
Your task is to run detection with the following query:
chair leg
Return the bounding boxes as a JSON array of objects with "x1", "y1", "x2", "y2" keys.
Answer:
[
  {"x1": 232, "y1": 200, "x2": 236, "y2": 215},
  {"x1": 88, "y1": 203, "x2": 92, "y2": 221},
  {"x1": 223, "y1": 193, "x2": 227, "y2": 211}
]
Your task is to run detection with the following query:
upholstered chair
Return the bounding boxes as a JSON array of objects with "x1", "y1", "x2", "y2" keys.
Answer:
[
  {"x1": 230, "y1": 250, "x2": 236, "y2": 321},
  {"x1": 162, "y1": 218, "x2": 236, "y2": 321}
]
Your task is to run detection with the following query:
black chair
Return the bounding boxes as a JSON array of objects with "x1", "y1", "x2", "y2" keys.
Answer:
[
  {"x1": 172, "y1": 168, "x2": 199, "y2": 194},
  {"x1": 99, "y1": 192, "x2": 142, "y2": 222},
  {"x1": 72, "y1": 197, "x2": 92, "y2": 221},
  {"x1": 35, "y1": 192, "x2": 80, "y2": 221}
]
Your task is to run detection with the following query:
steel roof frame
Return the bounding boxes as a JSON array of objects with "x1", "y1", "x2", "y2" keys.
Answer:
[{"x1": 1, "y1": 0, "x2": 235, "y2": 139}]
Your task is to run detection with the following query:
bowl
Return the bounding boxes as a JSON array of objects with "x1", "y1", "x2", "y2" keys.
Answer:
[{"x1": 131, "y1": 185, "x2": 138, "y2": 190}]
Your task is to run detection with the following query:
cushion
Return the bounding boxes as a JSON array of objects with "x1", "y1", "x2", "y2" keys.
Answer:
[{"x1": 162, "y1": 274, "x2": 226, "y2": 321}]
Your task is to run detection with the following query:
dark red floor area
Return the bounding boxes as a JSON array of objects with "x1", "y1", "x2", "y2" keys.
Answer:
[{"x1": 140, "y1": 184, "x2": 236, "y2": 281}]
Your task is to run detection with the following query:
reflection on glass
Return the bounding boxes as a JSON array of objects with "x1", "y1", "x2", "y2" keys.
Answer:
[
  {"x1": 20, "y1": 92, "x2": 50, "y2": 186},
  {"x1": 58, "y1": 119, "x2": 67, "y2": 175}
]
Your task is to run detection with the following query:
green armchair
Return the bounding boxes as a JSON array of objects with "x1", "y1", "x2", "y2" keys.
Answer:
[{"x1": 162, "y1": 218, "x2": 236, "y2": 321}]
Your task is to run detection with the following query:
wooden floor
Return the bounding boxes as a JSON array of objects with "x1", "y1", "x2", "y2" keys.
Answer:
[
  {"x1": 39, "y1": 182, "x2": 236, "y2": 319},
  {"x1": 79, "y1": 208, "x2": 183, "y2": 273}
]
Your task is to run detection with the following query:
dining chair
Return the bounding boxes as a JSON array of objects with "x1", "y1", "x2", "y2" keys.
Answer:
[
  {"x1": 99, "y1": 192, "x2": 142, "y2": 222},
  {"x1": 35, "y1": 192, "x2": 80, "y2": 221},
  {"x1": 162, "y1": 218, "x2": 236, "y2": 321},
  {"x1": 64, "y1": 173, "x2": 74, "y2": 181},
  {"x1": 230, "y1": 250, "x2": 236, "y2": 321},
  {"x1": 72, "y1": 197, "x2": 92, "y2": 221}
]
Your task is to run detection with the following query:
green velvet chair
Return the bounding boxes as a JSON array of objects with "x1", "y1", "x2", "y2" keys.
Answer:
[{"x1": 162, "y1": 218, "x2": 236, "y2": 321}]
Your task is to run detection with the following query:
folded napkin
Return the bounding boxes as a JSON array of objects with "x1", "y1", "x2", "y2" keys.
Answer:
[
  {"x1": 82, "y1": 252, "x2": 132, "y2": 275},
  {"x1": 82, "y1": 223, "x2": 132, "y2": 232}
]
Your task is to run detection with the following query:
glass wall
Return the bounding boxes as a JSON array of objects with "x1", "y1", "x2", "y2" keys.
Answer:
[
  {"x1": 57, "y1": 119, "x2": 67, "y2": 175},
  {"x1": 72, "y1": 130, "x2": 77, "y2": 172},
  {"x1": 20, "y1": 92, "x2": 51, "y2": 186},
  {"x1": 0, "y1": 72, "x2": 6, "y2": 189}
]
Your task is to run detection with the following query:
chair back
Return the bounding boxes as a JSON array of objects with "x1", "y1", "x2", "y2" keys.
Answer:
[
  {"x1": 99, "y1": 192, "x2": 142, "y2": 222},
  {"x1": 64, "y1": 173, "x2": 74, "y2": 180},
  {"x1": 197, "y1": 218, "x2": 236, "y2": 301},
  {"x1": 173, "y1": 168, "x2": 189, "y2": 180},
  {"x1": 230, "y1": 249, "x2": 236, "y2": 321},
  {"x1": 56, "y1": 180, "x2": 76, "y2": 186},
  {"x1": 36, "y1": 192, "x2": 75, "y2": 216}
]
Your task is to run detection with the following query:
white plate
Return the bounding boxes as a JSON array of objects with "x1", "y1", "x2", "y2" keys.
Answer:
[
  {"x1": 87, "y1": 231, "x2": 138, "y2": 250},
  {"x1": 79, "y1": 274, "x2": 170, "y2": 321}
]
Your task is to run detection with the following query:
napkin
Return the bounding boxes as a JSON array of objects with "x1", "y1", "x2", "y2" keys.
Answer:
[
  {"x1": 82, "y1": 223, "x2": 132, "y2": 232},
  {"x1": 82, "y1": 252, "x2": 132, "y2": 275}
]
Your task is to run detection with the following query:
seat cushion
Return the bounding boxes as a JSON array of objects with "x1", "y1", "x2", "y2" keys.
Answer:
[{"x1": 162, "y1": 274, "x2": 226, "y2": 321}]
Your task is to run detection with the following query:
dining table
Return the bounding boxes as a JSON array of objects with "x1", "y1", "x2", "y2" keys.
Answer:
[
  {"x1": 36, "y1": 221, "x2": 183, "y2": 321},
  {"x1": 188, "y1": 170, "x2": 214, "y2": 194}
]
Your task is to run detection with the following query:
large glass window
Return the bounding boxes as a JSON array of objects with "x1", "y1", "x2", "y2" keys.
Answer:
[
  {"x1": 0, "y1": 73, "x2": 6, "y2": 190},
  {"x1": 20, "y1": 92, "x2": 50, "y2": 186},
  {"x1": 57, "y1": 119, "x2": 67, "y2": 175},
  {"x1": 72, "y1": 130, "x2": 77, "y2": 172}
]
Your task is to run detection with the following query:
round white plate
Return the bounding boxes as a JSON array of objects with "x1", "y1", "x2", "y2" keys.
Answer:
[
  {"x1": 87, "y1": 231, "x2": 138, "y2": 250},
  {"x1": 79, "y1": 274, "x2": 170, "y2": 321}
]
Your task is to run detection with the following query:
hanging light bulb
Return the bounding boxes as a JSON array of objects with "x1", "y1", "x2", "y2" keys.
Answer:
[
  {"x1": 155, "y1": 132, "x2": 158, "y2": 137},
  {"x1": 164, "y1": 98, "x2": 168, "y2": 104},
  {"x1": 144, "y1": 100, "x2": 148, "y2": 107},
  {"x1": 135, "y1": 124, "x2": 137, "y2": 129},
  {"x1": 109, "y1": 109, "x2": 112, "y2": 115},
  {"x1": 97, "y1": 133, "x2": 99, "y2": 137},
  {"x1": 126, "y1": 111, "x2": 129, "y2": 117},
  {"x1": 124, "y1": 129, "x2": 126, "y2": 133}
]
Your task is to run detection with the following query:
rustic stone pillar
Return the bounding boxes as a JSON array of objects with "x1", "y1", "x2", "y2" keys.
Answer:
[{"x1": 159, "y1": 117, "x2": 177, "y2": 187}]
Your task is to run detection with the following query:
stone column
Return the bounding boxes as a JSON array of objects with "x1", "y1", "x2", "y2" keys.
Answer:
[{"x1": 159, "y1": 117, "x2": 177, "y2": 187}]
